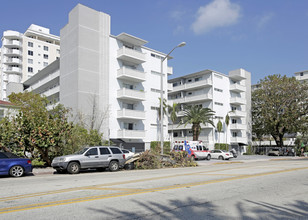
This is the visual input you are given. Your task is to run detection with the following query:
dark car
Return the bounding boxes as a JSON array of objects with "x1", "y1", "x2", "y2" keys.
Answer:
[{"x1": 0, "y1": 152, "x2": 32, "y2": 177}]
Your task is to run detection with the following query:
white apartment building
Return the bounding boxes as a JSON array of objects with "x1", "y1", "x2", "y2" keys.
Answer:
[
  {"x1": 0, "y1": 24, "x2": 60, "y2": 100},
  {"x1": 168, "y1": 69, "x2": 252, "y2": 153},
  {"x1": 294, "y1": 70, "x2": 308, "y2": 83},
  {"x1": 24, "y1": 4, "x2": 172, "y2": 152}
]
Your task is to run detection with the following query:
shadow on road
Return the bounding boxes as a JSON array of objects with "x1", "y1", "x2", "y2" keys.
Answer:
[{"x1": 87, "y1": 197, "x2": 308, "y2": 219}]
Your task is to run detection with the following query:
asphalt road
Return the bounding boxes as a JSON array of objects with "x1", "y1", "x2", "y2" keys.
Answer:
[{"x1": 1, "y1": 158, "x2": 308, "y2": 219}]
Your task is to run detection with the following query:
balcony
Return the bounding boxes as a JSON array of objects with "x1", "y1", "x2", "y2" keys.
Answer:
[
  {"x1": 230, "y1": 136, "x2": 247, "y2": 144},
  {"x1": 3, "y1": 67, "x2": 22, "y2": 74},
  {"x1": 229, "y1": 110, "x2": 246, "y2": 118},
  {"x1": 3, "y1": 58, "x2": 22, "y2": 65},
  {"x1": 229, "y1": 69, "x2": 247, "y2": 80},
  {"x1": 42, "y1": 86, "x2": 60, "y2": 98},
  {"x1": 117, "y1": 67, "x2": 146, "y2": 82},
  {"x1": 230, "y1": 83, "x2": 246, "y2": 92},
  {"x1": 167, "y1": 83, "x2": 173, "y2": 92},
  {"x1": 3, "y1": 39, "x2": 22, "y2": 48},
  {"x1": 230, "y1": 97, "x2": 246, "y2": 105},
  {"x1": 117, "y1": 109, "x2": 146, "y2": 120},
  {"x1": 171, "y1": 79, "x2": 212, "y2": 93},
  {"x1": 117, "y1": 88, "x2": 146, "y2": 101},
  {"x1": 117, "y1": 129, "x2": 146, "y2": 139},
  {"x1": 3, "y1": 31, "x2": 22, "y2": 39},
  {"x1": 170, "y1": 123, "x2": 213, "y2": 131},
  {"x1": 4, "y1": 49, "x2": 22, "y2": 56},
  {"x1": 230, "y1": 124, "x2": 246, "y2": 130},
  {"x1": 117, "y1": 47, "x2": 146, "y2": 64}
]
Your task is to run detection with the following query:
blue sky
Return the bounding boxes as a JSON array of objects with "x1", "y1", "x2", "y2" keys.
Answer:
[{"x1": 1, "y1": 0, "x2": 307, "y2": 84}]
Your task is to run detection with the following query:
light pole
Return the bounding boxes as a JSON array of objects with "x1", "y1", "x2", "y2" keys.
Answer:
[{"x1": 160, "y1": 42, "x2": 186, "y2": 155}]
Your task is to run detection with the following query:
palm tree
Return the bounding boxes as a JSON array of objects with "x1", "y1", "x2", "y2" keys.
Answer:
[
  {"x1": 180, "y1": 105, "x2": 215, "y2": 141},
  {"x1": 168, "y1": 102, "x2": 179, "y2": 143},
  {"x1": 217, "y1": 120, "x2": 223, "y2": 148},
  {"x1": 225, "y1": 112, "x2": 230, "y2": 150}
]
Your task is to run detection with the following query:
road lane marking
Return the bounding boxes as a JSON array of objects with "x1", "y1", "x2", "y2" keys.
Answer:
[{"x1": 0, "y1": 166, "x2": 307, "y2": 214}]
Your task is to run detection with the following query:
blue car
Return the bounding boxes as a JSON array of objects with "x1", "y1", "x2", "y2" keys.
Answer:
[{"x1": 0, "y1": 152, "x2": 32, "y2": 177}]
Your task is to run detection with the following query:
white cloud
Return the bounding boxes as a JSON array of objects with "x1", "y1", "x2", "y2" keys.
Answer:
[
  {"x1": 191, "y1": 0, "x2": 241, "y2": 35},
  {"x1": 170, "y1": 10, "x2": 186, "y2": 21},
  {"x1": 257, "y1": 13, "x2": 274, "y2": 29}
]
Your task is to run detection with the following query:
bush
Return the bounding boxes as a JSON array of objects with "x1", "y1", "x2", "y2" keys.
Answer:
[
  {"x1": 135, "y1": 150, "x2": 161, "y2": 169},
  {"x1": 150, "y1": 141, "x2": 170, "y2": 155},
  {"x1": 169, "y1": 151, "x2": 197, "y2": 167},
  {"x1": 31, "y1": 159, "x2": 46, "y2": 167}
]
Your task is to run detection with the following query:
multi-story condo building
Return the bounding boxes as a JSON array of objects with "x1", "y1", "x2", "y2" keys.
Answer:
[
  {"x1": 168, "y1": 69, "x2": 252, "y2": 153},
  {"x1": 24, "y1": 4, "x2": 172, "y2": 152},
  {"x1": 0, "y1": 24, "x2": 60, "y2": 100}
]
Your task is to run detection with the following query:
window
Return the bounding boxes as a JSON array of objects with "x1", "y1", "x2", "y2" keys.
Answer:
[
  {"x1": 231, "y1": 106, "x2": 237, "y2": 111},
  {"x1": 195, "y1": 77, "x2": 202, "y2": 82},
  {"x1": 232, "y1": 119, "x2": 237, "y2": 124},
  {"x1": 43, "y1": 62, "x2": 48, "y2": 67},
  {"x1": 124, "y1": 123, "x2": 134, "y2": 130},
  {"x1": 44, "y1": 46, "x2": 48, "y2": 51},
  {"x1": 86, "y1": 148, "x2": 98, "y2": 156},
  {"x1": 28, "y1": 42, "x2": 33, "y2": 47},
  {"x1": 28, "y1": 59, "x2": 33, "y2": 64},
  {"x1": 123, "y1": 83, "x2": 134, "y2": 90},
  {"x1": 300, "y1": 72, "x2": 304, "y2": 76},
  {"x1": 232, "y1": 132, "x2": 238, "y2": 137},
  {"x1": 214, "y1": 88, "x2": 223, "y2": 92},
  {"x1": 28, "y1": 50, "x2": 33, "y2": 56},
  {"x1": 56, "y1": 49, "x2": 60, "y2": 54},
  {"x1": 110, "y1": 148, "x2": 122, "y2": 154},
  {"x1": 215, "y1": 116, "x2": 223, "y2": 120},
  {"x1": 28, "y1": 67, "x2": 33, "y2": 72},
  {"x1": 214, "y1": 102, "x2": 223, "y2": 106},
  {"x1": 43, "y1": 54, "x2": 48, "y2": 59},
  {"x1": 99, "y1": 148, "x2": 110, "y2": 155}
]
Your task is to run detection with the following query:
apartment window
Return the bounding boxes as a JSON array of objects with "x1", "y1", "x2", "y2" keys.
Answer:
[
  {"x1": 231, "y1": 106, "x2": 237, "y2": 111},
  {"x1": 28, "y1": 50, "x2": 33, "y2": 56},
  {"x1": 28, "y1": 42, "x2": 33, "y2": 47},
  {"x1": 44, "y1": 46, "x2": 48, "y2": 51},
  {"x1": 187, "y1": 79, "x2": 192, "y2": 83},
  {"x1": 43, "y1": 54, "x2": 48, "y2": 59},
  {"x1": 214, "y1": 102, "x2": 223, "y2": 106},
  {"x1": 124, "y1": 123, "x2": 134, "y2": 130},
  {"x1": 300, "y1": 72, "x2": 304, "y2": 76},
  {"x1": 232, "y1": 132, "x2": 238, "y2": 137},
  {"x1": 123, "y1": 83, "x2": 134, "y2": 90},
  {"x1": 28, "y1": 67, "x2": 33, "y2": 72},
  {"x1": 151, "y1": 106, "x2": 159, "y2": 111},
  {"x1": 43, "y1": 62, "x2": 48, "y2": 67},
  {"x1": 232, "y1": 119, "x2": 237, "y2": 124},
  {"x1": 214, "y1": 88, "x2": 223, "y2": 92},
  {"x1": 195, "y1": 77, "x2": 202, "y2": 82},
  {"x1": 28, "y1": 59, "x2": 33, "y2": 64},
  {"x1": 215, "y1": 116, "x2": 223, "y2": 120}
]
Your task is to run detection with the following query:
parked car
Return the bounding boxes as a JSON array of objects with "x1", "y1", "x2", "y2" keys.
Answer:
[
  {"x1": 210, "y1": 149, "x2": 233, "y2": 160},
  {"x1": 121, "y1": 149, "x2": 135, "y2": 160},
  {"x1": 0, "y1": 152, "x2": 32, "y2": 177},
  {"x1": 51, "y1": 146, "x2": 126, "y2": 174},
  {"x1": 268, "y1": 149, "x2": 282, "y2": 156}
]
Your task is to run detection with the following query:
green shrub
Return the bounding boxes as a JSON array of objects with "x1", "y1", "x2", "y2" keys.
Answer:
[
  {"x1": 150, "y1": 141, "x2": 170, "y2": 155},
  {"x1": 31, "y1": 159, "x2": 46, "y2": 167},
  {"x1": 214, "y1": 143, "x2": 229, "y2": 151}
]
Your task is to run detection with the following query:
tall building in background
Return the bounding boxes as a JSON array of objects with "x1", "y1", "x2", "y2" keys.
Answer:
[
  {"x1": 168, "y1": 69, "x2": 252, "y2": 153},
  {"x1": 294, "y1": 70, "x2": 308, "y2": 83},
  {"x1": 0, "y1": 24, "x2": 60, "y2": 100}
]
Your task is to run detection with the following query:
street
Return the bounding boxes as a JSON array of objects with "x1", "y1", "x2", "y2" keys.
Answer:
[{"x1": 1, "y1": 158, "x2": 308, "y2": 219}]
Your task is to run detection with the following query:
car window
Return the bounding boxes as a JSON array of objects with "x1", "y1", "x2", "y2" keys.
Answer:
[
  {"x1": 99, "y1": 148, "x2": 111, "y2": 155},
  {"x1": 0, "y1": 152, "x2": 8, "y2": 159},
  {"x1": 86, "y1": 148, "x2": 98, "y2": 156},
  {"x1": 75, "y1": 148, "x2": 89, "y2": 155},
  {"x1": 179, "y1": 145, "x2": 183, "y2": 150},
  {"x1": 122, "y1": 150, "x2": 128, "y2": 153},
  {"x1": 174, "y1": 145, "x2": 178, "y2": 150},
  {"x1": 110, "y1": 148, "x2": 122, "y2": 154}
]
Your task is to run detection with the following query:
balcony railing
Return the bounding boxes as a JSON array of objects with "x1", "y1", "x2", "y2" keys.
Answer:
[
  {"x1": 170, "y1": 123, "x2": 213, "y2": 130},
  {"x1": 117, "y1": 109, "x2": 146, "y2": 120},
  {"x1": 3, "y1": 39, "x2": 22, "y2": 47},
  {"x1": 230, "y1": 137, "x2": 247, "y2": 143},
  {"x1": 3, "y1": 67, "x2": 22, "y2": 74},
  {"x1": 117, "y1": 47, "x2": 146, "y2": 64},
  {"x1": 117, "y1": 129, "x2": 146, "y2": 139},
  {"x1": 230, "y1": 84, "x2": 246, "y2": 92},
  {"x1": 171, "y1": 79, "x2": 212, "y2": 93},
  {"x1": 229, "y1": 124, "x2": 246, "y2": 130},
  {"x1": 4, "y1": 49, "x2": 22, "y2": 56},
  {"x1": 29, "y1": 71, "x2": 60, "y2": 91},
  {"x1": 229, "y1": 110, "x2": 246, "y2": 117},
  {"x1": 117, "y1": 88, "x2": 146, "y2": 101},
  {"x1": 117, "y1": 67, "x2": 146, "y2": 82},
  {"x1": 230, "y1": 97, "x2": 246, "y2": 105},
  {"x1": 3, "y1": 58, "x2": 22, "y2": 64}
]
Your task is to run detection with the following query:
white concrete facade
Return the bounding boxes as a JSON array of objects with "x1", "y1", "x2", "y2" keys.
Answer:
[
  {"x1": 0, "y1": 24, "x2": 60, "y2": 100},
  {"x1": 294, "y1": 70, "x2": 308, "y2": 83},
  {"x1": 168, "y1": 69, "x2": 252, "y2": 152}
]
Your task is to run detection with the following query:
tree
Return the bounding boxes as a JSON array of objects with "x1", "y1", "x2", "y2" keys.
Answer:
[
  {"x1": 168, "y1": 102, "x2": 179, "y2": 142},
  {"x1": 216, "y1": 120, "x2": 223, "y2": 147},
  {"x1": 252, "y1": 75, "x2": 308, "y2": 147},
  {"x1": 8, "y1": 92, "x2": 72, "y2": 166},
  {"x1": 180, "y1": 105, "x2": 215, "y2": 141}
]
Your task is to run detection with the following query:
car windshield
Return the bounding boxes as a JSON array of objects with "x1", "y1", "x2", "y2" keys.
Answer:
[{"x1": 74, "y1": 148, "x2": 89, "y2": 155}]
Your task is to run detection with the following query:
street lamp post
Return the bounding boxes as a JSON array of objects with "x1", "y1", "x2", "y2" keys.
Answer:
[{"x1": 160, "y1": 42, "x2": 186, "y2": 155}]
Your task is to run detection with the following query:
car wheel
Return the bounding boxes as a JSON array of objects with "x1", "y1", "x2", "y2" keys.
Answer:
[
  {"x1": 109, "y1": 161, "x2": 119, "y2": 172},
  {"x1": 206, "y1": 154, "x2": 211, "y2": 160},
  {"x1": 218, "y1": 156, "x2": 224, "y2": 160},
  {"x1": 67, "y1": 162, "x2": 80, "y2": 174},
  {"x1": 10, "y1": 165, "x2": 24, "y2": 177}
]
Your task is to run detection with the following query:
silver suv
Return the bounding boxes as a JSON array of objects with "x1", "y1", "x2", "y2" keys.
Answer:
[{"x1": 51, "y1": 146, "x2": 126, "y2": 174}]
